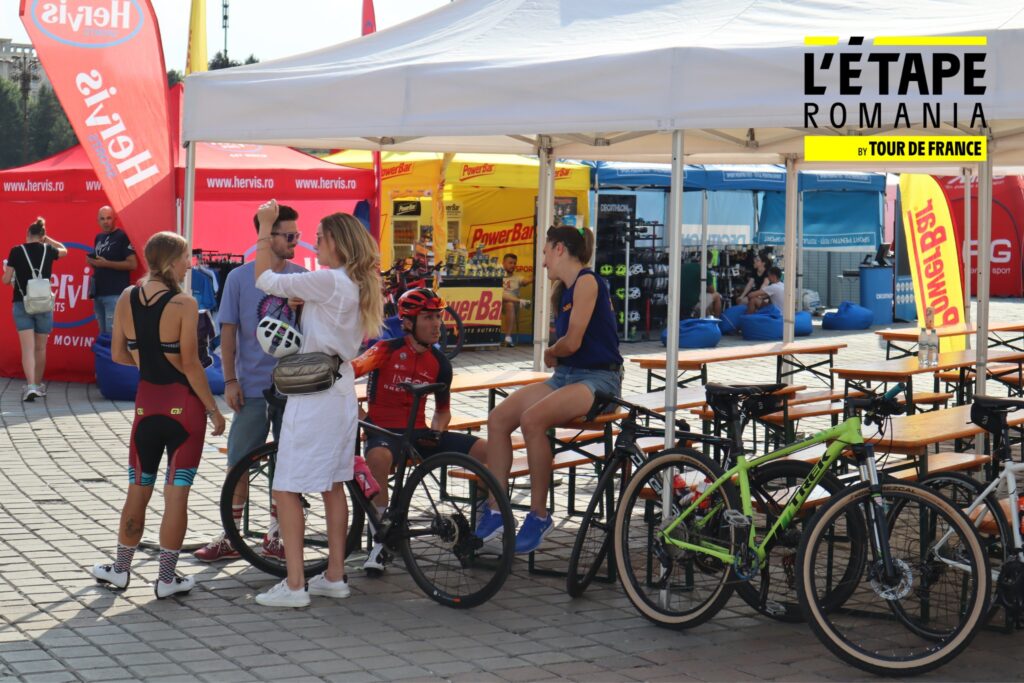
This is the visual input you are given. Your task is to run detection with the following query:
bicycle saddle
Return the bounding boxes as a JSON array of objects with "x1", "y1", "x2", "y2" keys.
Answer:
[
  {"x1": 971, "y1": 396, "x2": 1024, "y2": 434},
  {"x1": 398, "y1": 382, "x2": 447, "y2": 398},
  {"x1": 704, "y1": 383, "x2": 786, "y2": 398}
]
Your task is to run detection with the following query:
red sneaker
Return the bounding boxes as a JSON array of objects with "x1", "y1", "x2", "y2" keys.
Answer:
[
  {"x1": 193, "y1": 534, "x2": 240, "y2": 562},
  {"x1": 261, "y1": 533, "x2": 285, "y2": 560}
]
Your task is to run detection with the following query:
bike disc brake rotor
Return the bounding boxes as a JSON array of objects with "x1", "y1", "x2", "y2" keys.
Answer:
[{"x1": 868, "y1": 558, "x2": 914, "y2": 601}]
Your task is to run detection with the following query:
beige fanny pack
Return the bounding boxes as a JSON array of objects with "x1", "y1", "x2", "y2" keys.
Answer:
[{"x1": 272, "y1": 352, "x2": 342, "y2": 395}]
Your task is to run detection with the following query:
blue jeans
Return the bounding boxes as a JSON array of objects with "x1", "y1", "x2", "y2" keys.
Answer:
[
  {"x1": 94, "y1": 295, "x2": 119, "y2": 335},
  {"x1": 226, "y1": 396, "x2": 284, "y2": 467},
  {"x1": 12, "y1": 301, "x2": 53, "y2": 334},
  {"x1": 544, "y1": 364, "x2": 623, "y2": 398}
]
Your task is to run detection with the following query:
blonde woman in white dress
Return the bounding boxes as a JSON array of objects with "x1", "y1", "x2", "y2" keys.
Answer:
[{"x1": 252, "y1": 200, "x2": 383, "y2": 607}]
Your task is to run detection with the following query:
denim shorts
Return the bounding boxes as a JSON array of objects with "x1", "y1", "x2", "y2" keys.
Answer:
[
  {"x1": 12, "y1": 302, "x2": 53, "y2": 334},
  {"x1": 544, "y1": 364, "x2": 623, "y2": 399}
]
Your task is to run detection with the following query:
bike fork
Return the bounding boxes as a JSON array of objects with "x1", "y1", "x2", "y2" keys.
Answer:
[{"x1": 855, "y1": 445, "x2": 899, "y2": 582}]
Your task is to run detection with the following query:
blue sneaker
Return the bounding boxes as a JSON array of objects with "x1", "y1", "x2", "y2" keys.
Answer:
[
  {"x1": 514, "y1": 512, "x2": 554, "y2": 554},
  {"x1": 475, "y1": 504, "x2": 505, "y2": 542}
]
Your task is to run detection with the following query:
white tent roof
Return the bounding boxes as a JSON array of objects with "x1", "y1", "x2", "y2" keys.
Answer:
[{"x1": 183, "y1": 0, "x2": 1024, "y2": 166}]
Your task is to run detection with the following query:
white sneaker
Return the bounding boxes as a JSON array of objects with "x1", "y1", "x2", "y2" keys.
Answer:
[
  {"x1": 255, "y1": 579, "x2": 310, "y2": 607},
  {"x1": 308, "y1": 572, "x2": 351, "y2": 599},
  {"x1": 35, "y1": 383, "x2": 46, "y2": 398},
  {"x1": 22, "y1": 385, "x2": 38, "y2": 402},
  {"x1": 154, "y1": 574, "x2": 195, "y2": 599},
  {"x1": 91, "y1": 563, "x2": 130, "y2": 589},
  {"x1": 362, "y1": 543, "x2": 389, "y2": 576}
]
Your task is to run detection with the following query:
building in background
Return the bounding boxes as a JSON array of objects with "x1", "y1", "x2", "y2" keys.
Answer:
[{"x1": 0, "y1": 38, "x2": 50, "y2": 97}]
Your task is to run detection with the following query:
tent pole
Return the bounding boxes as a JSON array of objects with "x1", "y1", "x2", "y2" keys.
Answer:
[
  {"x1": 975, "y1": 157, "x2": 992, "y2": 396},
  {"x1": 532, "y1": 136, "x2": 555, "y2": 372},
  {"x1": 183, "y1": 142, "x2": 197, "y2": 291},
  {"x1": 660, "y1": 129, "x2": 684, "y2": 610},
  {"x1": 699, "y1": 190, "x2": 708, "y2": 317},
  {"x1": 962, "y1": 167, "x2": 973, "y2": 330},
  {"x1": 797, "y1": 190, "x2": 804, "y2": 316},
  {"x1": 663, "y1": 130, "x2": 684, "y2": 448},
  {"x1": 781, "y1": 157, "x2": 799, "y2": 348}
]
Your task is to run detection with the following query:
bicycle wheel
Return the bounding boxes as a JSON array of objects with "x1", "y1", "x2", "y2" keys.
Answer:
[
  {"x1": 221, "y1": 442, "x2": 365, "y2": 578},
  {"x1": 438, "y1": 305, "x2": 465, "y2": 361},
  {"x1": 734, "y1": 460, "x2": 867, "y2": 623},
  {"x1": 613, "y1": 448, "x2": 740, "y2": 629},
  {"x1": 566, "y1": 456, "x2": 627, "y2": 597},
  {"x1": 394, "y1": 452, "x2": 514, "y2": 608},
  {"x1": 797, "y1": 481, "x2": 989, "y2": 677},
  {"x1": 918, "y1": 471, "x2": 1011, "y2": 573}
]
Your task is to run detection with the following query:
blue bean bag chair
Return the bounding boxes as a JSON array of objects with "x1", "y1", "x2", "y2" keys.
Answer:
[
  {"x1": 93, "y1": 334, "x2": 225, "y2": 401},
  {"x1": 661, "y1": 318, "x2": 723, "y2": 349},
  {"x1": 719, "y1": 305, "x2": 747, "y2": 335},
  {"x1": 739, "y1": 306, "x2": 813, "y2": 341},
  {"x1": 93, "y1": 333, "x2": 139, "y2": 401},
  {"x1": 822, "y1": 301, "x2": 875, "y2": 330}
]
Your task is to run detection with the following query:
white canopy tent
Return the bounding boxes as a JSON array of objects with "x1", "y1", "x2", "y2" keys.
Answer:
[{"x1": 184, "y1": 0, "x2": 1024, "y2": 449}]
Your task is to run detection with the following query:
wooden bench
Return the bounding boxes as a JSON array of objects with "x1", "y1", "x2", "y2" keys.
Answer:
[
  {"x1": 760, "y1": 391, "x2": 954, "y2": 426},
  {"x1": 448, "y1": 414, "x2": 487, "y2": 431}
]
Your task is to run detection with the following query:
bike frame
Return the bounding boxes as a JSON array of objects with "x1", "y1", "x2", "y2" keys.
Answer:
[{"x1": 661, "y1": 415, "x2": 867, "y2": 566}]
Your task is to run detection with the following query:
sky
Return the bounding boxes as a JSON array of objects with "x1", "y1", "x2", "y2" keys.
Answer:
[{"x1": 2, "y1": 0, "x2": 452, "y2": 72}]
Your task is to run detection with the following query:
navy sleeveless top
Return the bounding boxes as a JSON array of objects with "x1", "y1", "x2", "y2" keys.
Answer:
[
  {"x1": 129, "y1": 287, "x2": 190, "y2": 387},
  {"x1": 554, "y1": 269, "x2": 622, "y2": 370}
]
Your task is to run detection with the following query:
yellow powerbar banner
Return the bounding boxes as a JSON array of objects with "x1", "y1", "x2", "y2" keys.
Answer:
[
  {"x1": 806, "y1": 136, "x2": 986, "y2": 162},
  {"x1": 899, "y1": 174, "x2": 966, "y2": 352}
]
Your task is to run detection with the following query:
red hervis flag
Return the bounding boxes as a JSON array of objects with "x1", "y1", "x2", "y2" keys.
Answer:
[{"x1": 20, "y1": 0, "x2": 176, "y2": 246}]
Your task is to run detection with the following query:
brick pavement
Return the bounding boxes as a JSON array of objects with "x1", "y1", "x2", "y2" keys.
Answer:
[{"x1": 0, "y1": 301, "x2": 1021, "y2": 682}]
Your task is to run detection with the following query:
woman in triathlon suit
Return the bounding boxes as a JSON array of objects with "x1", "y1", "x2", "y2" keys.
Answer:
[
  {"x1": 252, "y1": 201, "x2": 383, "y2": 608},
  {"x1": 91, "y1": 232, "x2": 226, "y2": 599},
  {"x1": 480, "y1": 226, "x2": 622, "y2": 554}
]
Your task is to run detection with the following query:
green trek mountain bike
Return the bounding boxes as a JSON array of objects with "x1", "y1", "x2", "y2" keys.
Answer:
[{"x1": 613, "y1": 383, "x2": 990, "y2": 676}]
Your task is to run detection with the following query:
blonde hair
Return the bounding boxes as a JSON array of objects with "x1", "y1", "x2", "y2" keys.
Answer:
[
  {"x1": 143, "y1": 231, "x2": 188, "y2": 294},
  {"x1": 320, "y1": 213, "x2": 384, "y2": 338}
]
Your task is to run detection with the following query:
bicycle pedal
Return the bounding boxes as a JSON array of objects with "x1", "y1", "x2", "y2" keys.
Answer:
[
  {"x1": 763, "y1": 600, "x2": 786, "y2": 617},
  {"x1": 723, "y1": 510, "x2": 751, "y2": 528}
]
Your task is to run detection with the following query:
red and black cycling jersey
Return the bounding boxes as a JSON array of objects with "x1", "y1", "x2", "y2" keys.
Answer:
[{"x1": 352, "y1": 337, "x2": 452, "y2": 430}]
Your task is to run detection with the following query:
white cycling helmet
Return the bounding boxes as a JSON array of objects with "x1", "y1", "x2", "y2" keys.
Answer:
[{"x1": 257, "y1": 317, "x2": 303, "y2": 358}]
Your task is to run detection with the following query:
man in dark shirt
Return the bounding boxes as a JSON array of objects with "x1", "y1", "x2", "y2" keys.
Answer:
[{"x1": 88, "y1": 206, "x2": 137, "y2": 335}]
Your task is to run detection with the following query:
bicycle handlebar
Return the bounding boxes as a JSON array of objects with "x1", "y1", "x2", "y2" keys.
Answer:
[{"x1": 846, "y1": 382, "x2": 906, "y2": 424}]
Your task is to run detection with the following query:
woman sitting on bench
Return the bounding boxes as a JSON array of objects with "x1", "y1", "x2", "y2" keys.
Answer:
[{"x1": 477, "y1": 226, "x2": 622, "y2": 554}]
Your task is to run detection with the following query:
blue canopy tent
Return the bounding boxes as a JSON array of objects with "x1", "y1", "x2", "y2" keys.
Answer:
[{"x1": 590, "y1": 163, "x2": 886, "y2": 314}]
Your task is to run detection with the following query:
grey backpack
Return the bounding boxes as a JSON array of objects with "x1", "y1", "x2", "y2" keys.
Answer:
[{"x1": 18, "y1": 245, "x2": 54, "y2": 315}]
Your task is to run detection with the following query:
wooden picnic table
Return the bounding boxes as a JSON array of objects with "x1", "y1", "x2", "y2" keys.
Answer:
[
  {"x1": 356, "y1": 369, "x2": 550, "y2": 410},
  {"x1": 875, "y1": 321, "x2": 1024, "y2": 359},
  {"x1": 862, "y1": 403, "x2": 1024, "y2": 474},
  {"x1": 832, "y1": 349, "x2": 1024, "y2": 412},
  {"x1": 630, "y1": 339, "x2": 848, "y2": 391}
]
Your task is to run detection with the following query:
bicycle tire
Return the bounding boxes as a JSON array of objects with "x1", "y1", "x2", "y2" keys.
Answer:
[
  {"x1": 734, "y1": 460, "x2": 866, "y2": 623},
  {"x1": 221, "y1": 442, "x2": 365, "y2": 578},
  {"x1": 438, "y1": 305, "x2": 465, "y2": 361},
  {"x1": 613, "y1": 448, "x2": 740, "y2": 630},
  {"x1": 566, "y1": 456, "x2": 627, "y2": 597},
  {"x1": 395, "y1": 452, "x2": 514, "y2": 608},
  {"x1": 797, "y1": 481, "x2": 989, "y2": 677}
]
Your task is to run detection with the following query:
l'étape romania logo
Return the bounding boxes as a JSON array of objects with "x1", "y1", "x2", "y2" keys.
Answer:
[{"x1": 802, "y1": 35, "x2": 988, "y2": 163}]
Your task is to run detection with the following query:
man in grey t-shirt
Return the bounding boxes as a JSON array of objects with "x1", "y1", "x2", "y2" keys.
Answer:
[{"x1": 195, "y1": 205, "x2": 306, "y2": 562}]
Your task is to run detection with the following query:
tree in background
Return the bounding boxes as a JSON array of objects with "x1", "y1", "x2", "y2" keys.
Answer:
[
  {"x1": 28, "y1": 85, "x2": 75, "y2": 160},
  {"x1": 8, "y1": 53, "x2": 39, "y2": 160},
  {"x1": 168, "y1": 70, "x2": 184, "y2": 87},
  {"x1": 0, "y1": 80, "x2": 28, "y2": 169},
  {"x1": 208, "y1": 51, "x2": 259, "y2": 70}
]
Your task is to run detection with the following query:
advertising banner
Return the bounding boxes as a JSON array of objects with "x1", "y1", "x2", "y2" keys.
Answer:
[
  {"x1": 437, "y1": 280, "x2": 503, "y2": 347},
  {"x1": 899, "y1": 174, "x2": 966, "y2": 351},
  {"x1": 20, "y1": 0, "x2": 176, "y2": 244}
]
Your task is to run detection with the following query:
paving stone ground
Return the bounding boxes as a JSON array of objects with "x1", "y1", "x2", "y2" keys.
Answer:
[{"x1": 0, "y1": 300, "x2": 1021, "y2": 682}]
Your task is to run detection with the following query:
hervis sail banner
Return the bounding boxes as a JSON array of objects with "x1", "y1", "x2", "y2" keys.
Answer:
[{"x1": 20, "y1": 0, "x2": 176, "y2": 242}]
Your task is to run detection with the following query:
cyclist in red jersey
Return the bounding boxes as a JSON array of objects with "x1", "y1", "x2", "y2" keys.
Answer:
[{"x1": 352, "y1": 288, "x2": 491, "y2": 574}]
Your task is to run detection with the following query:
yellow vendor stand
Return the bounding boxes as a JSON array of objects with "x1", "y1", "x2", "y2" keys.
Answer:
[{"x1": 324, "y1": 151, "x2": 591, "y2": 345}]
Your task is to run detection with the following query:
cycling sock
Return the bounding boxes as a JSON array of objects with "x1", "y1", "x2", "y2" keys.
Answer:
[
  {"x1": 232, "y1": 504, "x2": 244, "y2": 525},
  {"x1": 270, "y1": 503, "x2": 278, "y2": 520},
  {"x1": 158, "y1": 548, "x2": 180, "y2": 583},
  {"x1": 113, "y1": 543, "x2": 136, "y2": 573}
]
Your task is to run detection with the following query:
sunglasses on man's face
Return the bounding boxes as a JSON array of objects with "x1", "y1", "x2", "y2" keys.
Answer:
[{"x1": 271, "y1": 231, "x2": 301, "y2": 244}]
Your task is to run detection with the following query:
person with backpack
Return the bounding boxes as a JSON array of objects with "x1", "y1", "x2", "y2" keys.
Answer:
[{"x1": 2, "y1": 217, "x2": 67, "y2": 401}]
